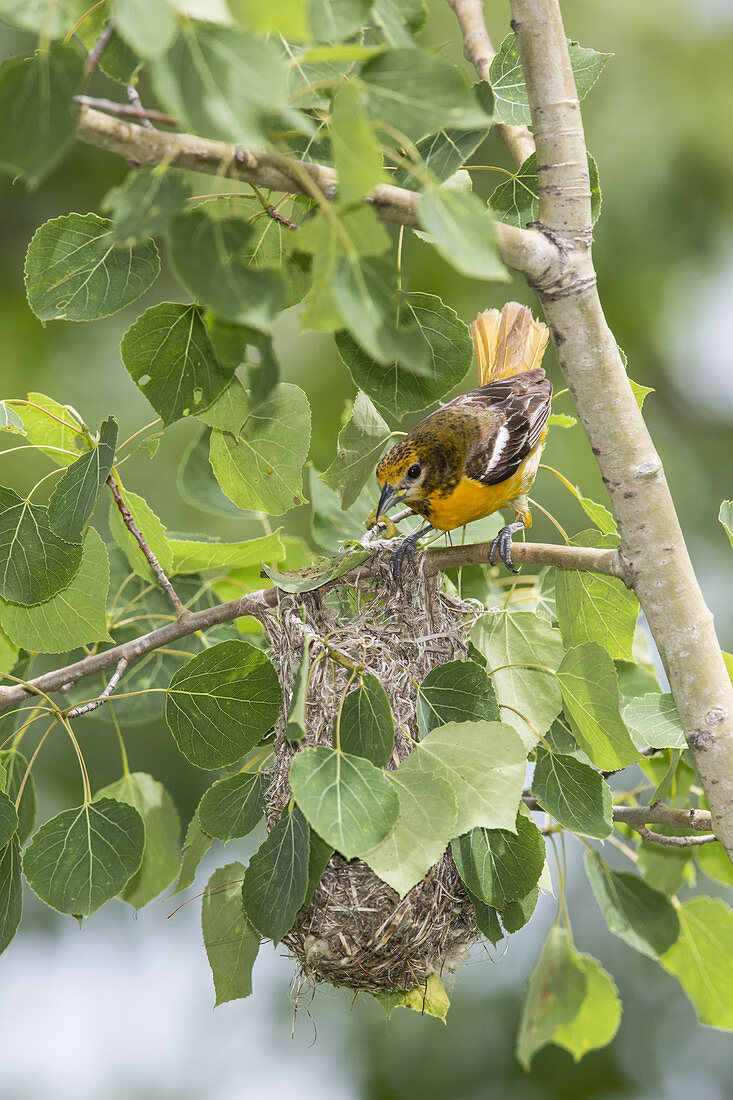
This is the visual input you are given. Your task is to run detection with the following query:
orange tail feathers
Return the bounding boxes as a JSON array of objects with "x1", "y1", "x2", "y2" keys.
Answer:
[{"x1": 471, "y1": 302, "x2": 549, "y2": 386}]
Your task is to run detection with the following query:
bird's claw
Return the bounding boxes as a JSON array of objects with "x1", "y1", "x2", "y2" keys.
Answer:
[
  {"x1": 390, "y1": 539, "x2": 417, "y2": 587},
  {"x1": 489, "y1": 526, "x2": 520, "y2": 573}
]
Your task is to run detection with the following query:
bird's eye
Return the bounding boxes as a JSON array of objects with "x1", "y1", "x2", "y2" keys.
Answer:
[{"x1": 407, "y1": 463, "x2": 421, "y2": 480}]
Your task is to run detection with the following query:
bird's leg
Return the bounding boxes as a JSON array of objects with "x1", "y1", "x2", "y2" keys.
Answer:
[
  {"x1": 389, "y1": 524, "x2": 433, "y2": 586},
  {"x1": 489, "y1": 518, "x2": 526, "y2": 573}
]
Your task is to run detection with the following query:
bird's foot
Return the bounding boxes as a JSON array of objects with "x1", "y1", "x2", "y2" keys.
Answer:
[
  {"x1": 389, "y1": 525, "x2": 433, "y2": 587},
  {"x1": 488, "y1": 520, "x2": 526, "y2": 573}
]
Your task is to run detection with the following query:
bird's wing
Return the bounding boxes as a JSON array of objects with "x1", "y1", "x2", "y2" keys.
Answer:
[{"x1": 445, "y1": 370, "x2": 553, "y2": 487}]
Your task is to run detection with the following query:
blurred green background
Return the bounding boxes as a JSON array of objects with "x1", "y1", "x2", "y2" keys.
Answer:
[{"x1": 1, "y1": 0, "x2": 733, "y2": 1096}]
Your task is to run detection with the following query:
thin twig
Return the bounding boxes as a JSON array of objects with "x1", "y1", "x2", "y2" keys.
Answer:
[
  {"x1": 106, "y1": 475, "x2": 190, "y2": 622},
  {"x1": 636, "y1": 826, "x2": 716, "y2": 848},
  {"x1": 446, "y1": 0, "x2": 535, "y2": 166},
  {"x1": 82, "y1": 21, "x2": 115, "y2": 91},
  {"x1": 76, "y1": 95, "x2": 176, "y2": 126},
  {"x1": 65, "y1": 657, "x2": 129, "y2": 719},
  {"x1": 125, "y1": 85, "x2": 156, "y2": 131}
]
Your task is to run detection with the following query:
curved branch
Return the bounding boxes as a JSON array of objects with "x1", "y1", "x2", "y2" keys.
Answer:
[
  {"x1": 0, "y1": 538, "x2": 615, "y2": 710},
  {"x1": 446, "y1": 0, "x2": 535, "y2": 166},
  {"x1": 73, "y1": 104, "x2": 556, "y2": 281}
]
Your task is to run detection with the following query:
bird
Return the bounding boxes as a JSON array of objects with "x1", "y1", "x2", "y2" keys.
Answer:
[{"x1": 375, "y1": 301, "x2": 552, "y2": 581}]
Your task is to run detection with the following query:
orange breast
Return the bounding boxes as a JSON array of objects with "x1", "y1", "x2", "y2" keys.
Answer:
[{"x1": 424, "y1": 467, "x2": 529, "y2": 532}]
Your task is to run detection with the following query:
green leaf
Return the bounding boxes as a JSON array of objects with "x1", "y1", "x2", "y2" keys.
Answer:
[
  {"x1": 170, "y1": 530, "x2": 285, "y2": 574},
  {"x1": 370, "y1": 0, "x2": 426, "y2": 47},
  {"x1": 25, "y1": 213, "x2": 160, "y2": 322},
  {"x1": 556, "y1": 643, "x2": 639, "y2": 770},
  {"x1": 23, "y1": 798, "x2": 145, "y2": 917},
  {"x1": 0, "y1": 0, "x2": 84, "y2": 37},
  {"x1": 0, "y1": 789, "x2": 18, "y2": 848},
  {"x1": 696, "y1": 842, "x2": 733, "y2": 888},
  {"x1": 168, "y1": 210, "x2": 287, "y2": 332},
  {"x1": 121, "y1": 302, "x2": 235, "y2": 427},
  {"x1": 0, "y1": 44, "x2": 83, "y2": 187},
  {"x1": 198, "y1": 772, "x2": 267, "y2": 840},
  {"x1": 629, "y1": 378, "x2": 653, "y2": 408},
  {"x1": 289, "y1": 745, "x2": 399, "y2": 860},
  {"x1": 0, "y1": 624, "x2": 17, "y2": 674},
  {"x1": 0, "y1": 749, "x2": 35, "y2": 845},
  {"x1": 452, "y1": 814, "x2": 545, "y2": 908},
  {"x1": 489, "y1": 152, "x2": 601, "y2": 228},
  {"x1": 150, "y1": 23, "x2": 289, "y2": 147},
  {"x1": 336, "y1": 292, "x2": 472, "y2": 419},
  {"x1": 304, "y1": 827, "x2": 334, "y2": 905},
  {"x1": 232, "y1": 0, "x2": 309, "y2": 38},
  {"x1": 500, "y1": 886, "x2": 539, "y2": 933},
  {"x1": 0, "y1": 526, "x2": 112, "y2": 651},
  {"x1": 418, "y1": 186, "x2": 508, "y2": 281},
  {"x1": 103, "y1": 168, "x2": 192, "y2": 244},
  {"x1": 196, "y1": 375, "x2": 249, "y2": 434},
  {"x1": 584, "y1": 851, "x2": 680, "y2": 959},
  {"x1": 471, "y1": 611, "x2": 565, "y2": 748},
  {"x1": 16, "y1": 392, "x2": 88, "y2": 467},
  {"x1": 398, "y1": 720, "x2": 527, "y2": 835},
  {"x1": 339, "y1": 674, "x2": 395, "y2": 766},
  {"x1": 393, "y1": 127, "x2": 486, "y2": 187},
  {"x1": 166, "y1": 639, "x2": 281, "y2": 769},
  {"x1": 262, "y1": 547, "x2": 370, "y2": 593},
  {"x1": 532, "y1": 747, "x2": 612, "y2": 838},
  {"x1": 173, "y1": 809, "x2": 212, "y2": 893},
  {"x1": 178, "y1": 428, "x2": 244, "y2": 518},
  {"x1": 720, "y1": 500, "x2": 733, "y2": 550},
  {"x1": 309, "y1": 0, "x2": 372, "y2": 39},
  {"x1": 416, "y1": 659, "x2": 500, "y2": 736},
  {"x1": 362, "y1": 767, "x2": 456, "y2": 897},
  {"x1": 638, "y1": 839, "x2": 692, "y2": 897},
  {"x1": 469, "y1": 891, "x2": 503, "y2": 942},
  {"x1": 360, "y1": 47, "x2": 489, "y2": 143},
  {"x1": 202, "y1": 861, "x2": 260, "y2": 1005},
  {"x1": 622, "y1": 692, "x2": 686, "y2": 750},
  {"x1": 95, "y1": 772, "x2": 180, "y2": 909},
  {"x1": 517, "y1": 926, "x2": 620, "y2": 1069},
  {"x1": 47, "y1": 417, "x2": 117, "y2": 542},
  {"x1": 0, "y1": 402, "x2": 25, "y2": 436},
  {"x1": 334, "y1": 254, "x2": 430, "y2": 372},
  {"x1": 321, "y1": 392, "x2": 391, "y2": 510},
  {"x1": 200, "y1": 195, "x2": 310, "y2": 309},
  {"x1": 107, "y1": 487, "x2": 173, "y2": 580},
  {"x1": 209, "y1": 383, "x2": 311, "y2": 515},
  {"x1": 490, "y1": 34, "x2": 611, "y2": 127},
  {"x1": 554, "y1": 546, "x2": 637, "y2": 661},
  {"x1": 241, "y1": 805, "x2": 309, "y2": 943},
  {"x1": 373, "y1": 974, "x2": 450, "y2": 1023},
  {"x1": 661, "y1": 897, "x2": 733, "y2": 1029},
  {"x1": 0, "y1": 838, "x2": 21, "y2": 954},
  {"x1": 330, "y1": 80, "x2": 384, "y2": 205},
  {"x1": 0, "y1": 486, "x2": 82, "y2": 605},
  {"x1": 112, "y1": 0, "x2": 178, "y2": 59}
]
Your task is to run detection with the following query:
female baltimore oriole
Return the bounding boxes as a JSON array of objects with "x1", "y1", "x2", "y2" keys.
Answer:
[{"x1": 375, "y1": 302, "x2": 552, "y2": 579}]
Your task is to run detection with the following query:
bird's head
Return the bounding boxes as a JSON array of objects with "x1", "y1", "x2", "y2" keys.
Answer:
[{"x1": 375, "y1": 439, "x2": 431, "y2": 518}]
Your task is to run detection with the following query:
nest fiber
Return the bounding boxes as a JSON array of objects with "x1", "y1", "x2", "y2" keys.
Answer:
[{"x1": 263, "y1": 552, "x2": 484, "y2": 994}]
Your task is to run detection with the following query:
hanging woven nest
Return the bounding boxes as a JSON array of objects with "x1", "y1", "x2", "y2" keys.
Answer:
[{"x1": 263, "y1": 553, "x2": 485, "y2": 994}]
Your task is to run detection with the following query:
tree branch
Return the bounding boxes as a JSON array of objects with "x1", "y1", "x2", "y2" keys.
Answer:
[
  {"x1": 73, "y1": 105, "x2": 556, "y2": 282},
  {"x1": 65, "y1": 657, "x2": 129, "y2": 719},
  {"x1": 524, "y1": 794, "x2": 715, "y2": 846},
  {"x1": 107, "y1": 476, "x2": 189, "y2": 622},
  {"x1": 482, "y1": 0, "x2": 733, "y2": 863},
  {"x1": 76, "y1": 95, "x2": 176, "y2": 126},
  {"x1": 446, "y1": 0, "x2": 535, "y2": 166},
  {"x1": 0, "y1": 537, "x2": 615, "y2": 710}
]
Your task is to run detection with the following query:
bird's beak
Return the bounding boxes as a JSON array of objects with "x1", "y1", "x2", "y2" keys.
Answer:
[{"x1": 377, "y1": 482, "x2": 405, "y2": 518}]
